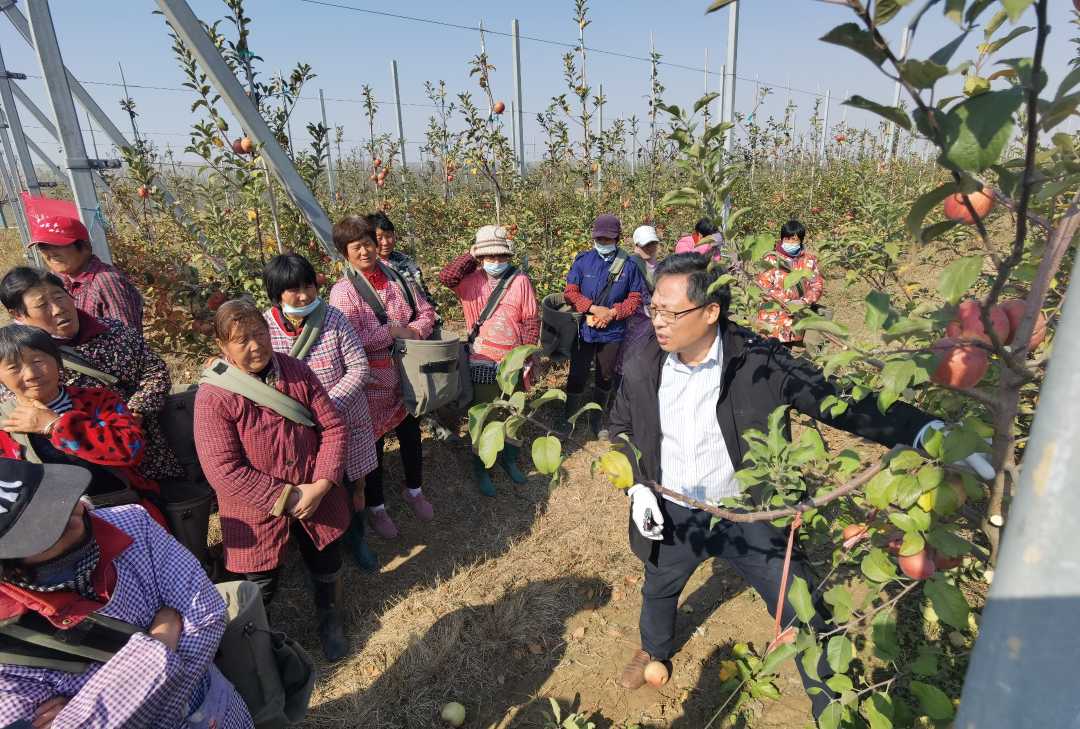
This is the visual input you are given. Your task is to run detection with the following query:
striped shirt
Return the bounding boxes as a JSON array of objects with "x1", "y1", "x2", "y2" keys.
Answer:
[
  {"x1": 658, "y1": 327, "x2": 738, "y2": 504},
  {"x1": 45, "y1": 387, "x2": 73, "y2": 414},
  {"x1": 62, "y1": 256, "x2": 145, "y2": 333}
]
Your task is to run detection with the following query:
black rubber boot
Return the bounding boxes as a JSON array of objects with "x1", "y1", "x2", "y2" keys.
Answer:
[
  {"x1": 314, "y1": 575, "x2": 348, "y2": 662},
  {"x1": 555, "y1": 391, "x2": 588, "y2": 436},
  {"x1": 342, "y1": 513, "x2": 378, "y2": 573}
]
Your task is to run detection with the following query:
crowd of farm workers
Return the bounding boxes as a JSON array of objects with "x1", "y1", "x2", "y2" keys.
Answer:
[{"x1": 0, "y1": 196, "x2": 994, "y2": 729}]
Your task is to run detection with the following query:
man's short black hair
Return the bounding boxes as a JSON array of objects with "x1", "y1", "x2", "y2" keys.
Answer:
[
  {"x1": 263, "y1": 253, "x2": 317, "y2": 305},
  {"x1": 694, "y1": 218, "x2": 718, "y2": 237},
  {"x1": 0, "y1": 267, "x2": 66, "y2": 315},
  {"x1": 369, "y1": 211, "x2": 395, "y2": 233},
  {"x1": 0, "y1": 323, "x2": 62, "y2": 368},
  {"x1": 780, "y1": 219, "x2": 806, "y2": 242},
  {"x1": 654, "y1": 253, "x2": 730, "y2": 318}
]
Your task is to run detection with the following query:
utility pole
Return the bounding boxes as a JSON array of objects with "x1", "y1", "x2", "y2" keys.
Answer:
[
  {"x1": 512, "y1": 18, "x2": 525, "y2": 176},
  {"x1": 155, "y1": 0, "x2": 335, "y2": 257},
  {"x1": 0, "y1": 45, "x2": 38, "y2": 195},
  {"x1": 26, "y1": 0, "x2": 110, "y2": 262}
]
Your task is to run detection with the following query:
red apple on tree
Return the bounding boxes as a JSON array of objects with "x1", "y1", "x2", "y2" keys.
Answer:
[
  {"x1": 930, "y1": 338, "x2": 990, "y2": 389},
  {"x1": 315, "y1": 273, "x2": 327, "y2": 286},
  {"x1": 493, "y1": 100, "x2": 506, "y2": 114},
  {"x1": 137, "y1": 185, "x2": 150, "y2": 199},
  {"x1": 207, "y1": 292, "x2": 227, "y2": 311},
  {"x1": 231, "y1": 138, "x2": 245, "y2": 154},
  {"x1": 998, "y1": 298, "x2": 1048, "y2": 350},
  {"x1": 943, "y1": 188, "x2": 994, "y2": 225},
  {"x1": 240, "y1": 137, "x2": 254, "y2": 154},
  {"x1": 899, "y1": 548, "x2": 937, "y2": 580}
]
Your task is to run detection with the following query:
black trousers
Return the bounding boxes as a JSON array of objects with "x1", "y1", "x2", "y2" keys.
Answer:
[
  {"x1": 364, "y1": 414, "x2": 423, "y2": 508},
  {"x1": 244, "y1": 519, "x2": 342, "y2": 607},
  {"x1": 566, "y1": 339, "x2": 621, "y2": 394},
  {"x1": 639, "y1": 499, "x2": 835, "y2": 720}
]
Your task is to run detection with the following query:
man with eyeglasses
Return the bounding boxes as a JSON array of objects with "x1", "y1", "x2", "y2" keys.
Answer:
[{"x1": 609, "y1": 254, "x2": 992, "y2": 724}]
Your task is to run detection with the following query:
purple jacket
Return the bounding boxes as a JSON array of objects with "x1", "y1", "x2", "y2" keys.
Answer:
[{"x1": 0, "y1": 506, "x2": 252, "y2": 729}]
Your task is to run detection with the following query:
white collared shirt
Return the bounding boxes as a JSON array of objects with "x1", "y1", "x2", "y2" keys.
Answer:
[{"x1": 658, "y1": 327, "x2": 738, "y2": 504}]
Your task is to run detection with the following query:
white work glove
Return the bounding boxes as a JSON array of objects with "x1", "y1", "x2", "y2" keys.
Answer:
[
  {"x1": 628, "y1": 484, "x2": 665, "y2": 540},
  {"x1": 915, "y1": 420, "x2": 996, "y2": 481}
]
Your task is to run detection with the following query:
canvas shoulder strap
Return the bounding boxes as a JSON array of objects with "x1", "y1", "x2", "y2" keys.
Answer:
[
  {"x1": 594, "y1": 249, "x2": 629, "y2": 307},
  {"x1": 199, "y1": 359, "x2": 315, "y2": 427},
  {"x1": 288, "y1": 301, "x2": 328, "y2": 360},
  {"x1": 381, "y1": 263, "x2": 418, "y2": 321},
  {"x1": 58, "y1": 347, "x2": 118, "y2": 387},
  {"x1": 0, "y1": 610, "x2": 141, "y2": 673},
  {"x1": 629, "y1": 254, "x2": 655, "y2": 292},
  {"x1": 468, "y1": 267, "x2": 519, "y2": 344},
  {"x1": 347, "y1": 268, "x2": 389, "y2": 325}
]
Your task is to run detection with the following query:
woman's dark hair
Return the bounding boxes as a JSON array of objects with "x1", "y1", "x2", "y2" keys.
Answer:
[
  {"x1": 331, "y1": 215, "x2": 376, "y2": 257},
  {"x1": 213, "y1": 297, "x2": 268, "y2": 341},
  {"x1": 368, "y1": 211, "x2": 395, "y2": 233},
  {"x1": 780, "y1": 219, "x2": 806, "y2": 242},
  {"x1": 694, "y1": 218, "x2": 718, "y2": 237},
  {"x1": 0, "y1": 323, "x2": 63, "y2": 368},
  {"x1": 263, "y1": 253, "x2": 317, "y2": 305},
  {"x1": 0, "y1": 267, "x2": 67, "y2": 315},
  {"x1": 654, "y1": 253, "x2": 731, "y2": 318}
]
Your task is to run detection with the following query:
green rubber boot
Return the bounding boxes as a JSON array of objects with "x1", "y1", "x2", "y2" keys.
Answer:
[
  {"x1": 472, "y1": 454, "x2": 497, "y2": 497},
  {"x1": 554, "y1": 391, "x2": 588, "y2": 436},
  {"x1": 500, "y1": 443, "x2": 528, "y2": 484},
  {"x1": 342, "y1": 513, "x2": 378, "y2": 573}
]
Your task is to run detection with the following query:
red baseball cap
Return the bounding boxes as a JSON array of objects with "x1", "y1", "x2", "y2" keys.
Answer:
[{"x1": 21, "y1": 193, "x2": 89, "y2": 247}]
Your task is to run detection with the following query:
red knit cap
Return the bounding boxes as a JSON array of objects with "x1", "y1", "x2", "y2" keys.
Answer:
[{"x1": 22, "y1": 193, "x2": 88, "y2": 247}]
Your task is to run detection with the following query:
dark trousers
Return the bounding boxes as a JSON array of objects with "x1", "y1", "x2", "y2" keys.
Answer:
[
  {"x1": 566, "y1": 339, "x2": 621, "y2": 394},
  {"x1": 364, "y1": 414, "x2": 423, "y2": 508},
  {"x1": 244, "y1": 519, "x2": 342, "y2": 607},
  {"x1": 640, "y1": 499, "x2": 835, "y2": 720}
]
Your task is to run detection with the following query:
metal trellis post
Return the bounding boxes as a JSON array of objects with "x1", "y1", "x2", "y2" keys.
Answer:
[
  {"x1": 512, "y1": 18, "x2": 525, "y2": 176},
  {"x1": 26, "y1": 0, "x2": 110, "y2": 262},
  {"x1": 391, "y1": 60, "x2": 407, "y2": 172},
  {"x1": 319, "y1": 88, "x2": 336, "y2": 200},
  {"x1": 722, "y1": 1, "x2": 739, "y2": 225},
  {"x1": 887, "y1": 25, "x2": 913, "y2": 160},
  {"x1": 0, "y1": 45, "x2": 38, "y2": 195},
  {"x1": 955, "y1": 252, "x2": 1080, "y2": 727},
  {"x1": 155, "y1": 0, "x2": 335, "y2": 256},
  {"x1": 0, "y1": 142, "x2": 30, "y2": 248}
]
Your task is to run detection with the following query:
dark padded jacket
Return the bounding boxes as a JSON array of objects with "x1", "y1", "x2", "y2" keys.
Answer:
[{"x1": 609, "y1": 321, "x2": 934, "y2": 566}]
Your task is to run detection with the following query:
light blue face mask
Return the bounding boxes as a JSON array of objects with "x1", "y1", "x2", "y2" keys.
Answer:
[
  {"x1": 282, "y1": 297, "x2": 322, "y2": 318},
  {"x1": 483, "y1": 261, "x2": 510, "y2": 277},
  {"x1": 781, "y1": 242, "x2": 803, "y2": 256},
  {"x1": 594, "y1": 242, "x2": 617, "y2": 256}
]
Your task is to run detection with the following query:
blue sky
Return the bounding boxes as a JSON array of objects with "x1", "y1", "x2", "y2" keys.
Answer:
[{"x1": 0, "y1": 0, "x2": 1074, "y2": 171}]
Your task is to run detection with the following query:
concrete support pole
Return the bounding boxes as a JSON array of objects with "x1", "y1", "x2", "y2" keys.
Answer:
[
  {"x1": 887, "y1": 25, "x2": 913, "y2": 160},
  {"x1": 26, "y1": 0, "x2": 110, "y2": 262},
  {"x1": 955, "y1": 252, "x2": 1080, "y2": 727},
  {"x1": 721, "y1": 1, "x2": 739, "y2": 224},
  {"x1": 818, "y1": 89, "x2": 831, "y2": 162},
  {"x1": 390, "y1": 60, "x2": 406, "y2": 172}
]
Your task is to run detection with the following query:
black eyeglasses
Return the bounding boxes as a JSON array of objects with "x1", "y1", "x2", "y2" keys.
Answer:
[{"x1": 646, "y1": 303, "x2": 707, "y2": 324}]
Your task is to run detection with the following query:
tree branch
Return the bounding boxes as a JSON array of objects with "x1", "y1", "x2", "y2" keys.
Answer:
[{"x1": 648, "y1": 445, "x2": 905, "y2": 522}]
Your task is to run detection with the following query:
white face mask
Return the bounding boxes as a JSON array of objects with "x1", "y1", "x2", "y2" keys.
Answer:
[
  {"x1": 781, "y1": 241, "x2": 803, "y2": 255},
  {"x1": 282, "y1": 297, "x2": 322, "y2": 318},
  {"x1": 483, "y1": 261, "x2": 510, "y2": 277},
  {"x1": 594, "y1": 242, "x2": 617, "y2": 256}
]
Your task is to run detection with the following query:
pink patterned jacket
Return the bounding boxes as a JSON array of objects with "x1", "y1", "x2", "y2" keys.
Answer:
[
  {"x1": 328, "y1": 267, "x2": 436, "y2": 438},
  {"x1": 264, "y1": 304, "x2": 378, "y2": 482}
]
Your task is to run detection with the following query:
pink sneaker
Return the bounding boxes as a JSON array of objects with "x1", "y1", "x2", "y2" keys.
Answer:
[
  {"x1": 367, "y1": 508, "x2": 399, "y2": 539},
  {"x1": 402, "y1": 490, "x2": 434, "y2": 522}
]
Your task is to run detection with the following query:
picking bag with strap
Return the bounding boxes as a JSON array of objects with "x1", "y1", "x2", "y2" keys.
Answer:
[
  {"x1": 58, "y1": 347, "x2": 118, "y2": 387},
  {"x1": 286, "y1": 301, "x2": 328, "y2": 361},
  {"x1": 348, "y1": 266, "x2": 463, "y2": 417},
  {"x1": 540, "y1": 294, "x2": 581, "y2": 361},
  {"x1": 0, "y1": 581, "x2": 315, "y2": 729},
  {"x1": 199, "y1": 360, "x2": 315, "y2": 427},
  {"x1": 459, "y1": 266, "x2": 521, "y2": 399}
]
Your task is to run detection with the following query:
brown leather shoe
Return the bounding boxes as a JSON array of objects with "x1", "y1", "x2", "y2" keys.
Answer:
[{"x1": 619, "y1": 648, "x2": 652, "y2": 690}]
